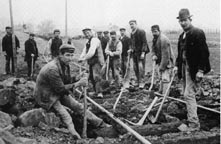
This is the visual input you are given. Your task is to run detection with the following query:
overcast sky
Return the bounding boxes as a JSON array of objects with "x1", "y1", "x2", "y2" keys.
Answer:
[{"x1": 0, "y1": 0, "x2": 220, "y2": 34}]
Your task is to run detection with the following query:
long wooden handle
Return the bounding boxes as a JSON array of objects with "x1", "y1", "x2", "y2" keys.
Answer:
[
  {"x1": 113, "y1": 88, "x2": 124, "y2": 111},
  {"x1": 155, "y1": 92, "x2": 221, "y2": 114},
  {"x1": 86, "y1": 96, "x2": 152, "y2": 144},
  {"x1": 149, "y1": 61, "x2": 156, "y2": 91},
  {"x1": 123, "y1": 53, "x2": 131, "y2": 79},
  {"x1": 106, "y1": 56, "x2": 110, "y2": 80},
  {"x1": 82, "y1": 88, "x2": 87, "y2": 138},
  {"x1": 138, "y1": 96, "x2": 158, "y2": 125},
  {"x1": 153, "y1": 74, "x2": 175, "y2": 122}
]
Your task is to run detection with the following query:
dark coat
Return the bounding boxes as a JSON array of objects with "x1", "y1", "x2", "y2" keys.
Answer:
[
  {"x1": 151, "y1": 33, "x2": 174, "y2": 71},
  {"x1": 24, "y1": 39, "x2": 39, "y2": 61},
  {"x1": 2, "y1": 34, "x2": 20, "y2": 56},
  {"x1": 34, "y1": 58, "x2": 75, "y2": 110},
  {"x1": 51, "y1": 38, "x2": 62, "y2": 57},
  {"x1": 120, "y1": 35, "x2": 131, "y2": 58},
  {"x1": 131, "y1": 28, "x2": 149, "y2": 55},
  {"x1": 176, "y1": 26, "x2": 211, "y2": 80}
]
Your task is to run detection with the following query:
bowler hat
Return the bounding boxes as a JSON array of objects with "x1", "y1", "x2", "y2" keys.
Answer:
[
  {"x1": 59, "y1": 44, "x2": 75, "y2": 53},
  {"x1": 177, "y1": 8, "x2": 192, "y2": 20}
]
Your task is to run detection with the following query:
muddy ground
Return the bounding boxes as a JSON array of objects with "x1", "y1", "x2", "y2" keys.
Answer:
[{"x1": 0, "y1": 31, "x2": 220, "y2": 144}]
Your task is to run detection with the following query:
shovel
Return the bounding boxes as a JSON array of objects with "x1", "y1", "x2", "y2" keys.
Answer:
[
  {"x1": 30, "y1": 54, "x2": 34, "y2": 78},
  {"x1": 123, "y1": 61, "x2": 158, "y2": 126},
  {"x1": 113, "y1": 53, "x2": 131, "y2": 112},
  {"x1": 148, "y1": 71, "x2": 176, "y2": 123},
  {"x1": 106, "y1": 55, "x2": 110, "y2": 80},
  {"x1": 82, "y1": 87, "x2": 87, "y2": 138}
]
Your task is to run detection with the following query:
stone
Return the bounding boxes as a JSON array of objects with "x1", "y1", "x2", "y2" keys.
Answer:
[
  {"x1": 17, "y1": 137, "x2": 37, "y2": 144},
  {"x1": 0, "y1": 129, "x2": 18, "y2": 144},
  {"x1": 95, "y1": 137, "x2": 104, "y2": 144},
  {"x1": 0, "y1": 138, "x2": 5, "y2": 144},
  {"x1": 0, "y1": 111, "x2": 12, "y2": 129},
  {"x1": 44, "y1": 112, "x2": 61, "y2": 128},
  {"x1": 17, "y1": 108, "x2": 46, "y2": 127}
]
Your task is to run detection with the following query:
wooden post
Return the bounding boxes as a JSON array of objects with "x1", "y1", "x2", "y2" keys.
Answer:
[
  {"x1": 65, "y1": 0, "x2": 68, "y2": 38},
  {"x1": 9, "y1": 0, "x2": 17, "y2": 75}
]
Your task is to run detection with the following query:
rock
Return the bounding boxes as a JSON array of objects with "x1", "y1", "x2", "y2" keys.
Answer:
[
  {"x1": 16, "y1": 108, "x2": 46, "y2": 127},
  {"x1": 44, "y1": 112, "x2": 61, "y2": 128},
  {"x1": 130, "y1": 103, "x2": 146, "y2": 112},
  {"x1": 95, "y1": 137, "x2": 104, "y2": 144},
  {"x1": 0, "y1": 88, "x2": 16, "y2": 106},
  {"x1": 164, "y1": 113, "x2": 180, "y2": 123},
  {"x1": 17, "y1": 137, "x2": 37, "y2": 144},
  {"x1": 0, "y1": 129, "x2": 18, "y2": 144},
  {"x1": 0, "y1": 111, "x2": 12, "y2": 129},
  {"x1": 0, "y1": 138, "x2": 5, "y2": 144}
]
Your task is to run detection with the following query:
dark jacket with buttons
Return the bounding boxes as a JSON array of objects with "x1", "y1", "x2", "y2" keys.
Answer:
[
  {"x1": 176, "y1": 26, "x2": 211, "y2": 80},
  {"x1": 120, "y1": 35, "x2": 131, "y2": 58},
  {"x1": 130, "y1": 28, "x2": 149, "y2": 56}
]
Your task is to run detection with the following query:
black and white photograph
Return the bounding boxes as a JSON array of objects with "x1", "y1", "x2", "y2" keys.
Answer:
[{"x1": 0, "y1": 0, "x2": 220, "y2": 143}]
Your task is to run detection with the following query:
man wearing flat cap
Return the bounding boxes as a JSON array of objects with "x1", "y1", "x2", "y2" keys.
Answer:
[
  {"x1": 119, "y1": 28, "x2": 131, "y2": 78},
  {"x1": 2, "y1": 26, "x2": 20, "y2": 74},
  {"x1": 101, "y1": 31, "x2": 110, "y2": 60},
  {"x1": 35, "y1": 44, "x2": 109, "y2": 139},
  {"x1": 24, "y1": 33, "x2": 39, "y2": 77},
  {"x1": 151, "y1": 25, "x2": 175, "y2": 94},
  {"x1": 128, "y1": 20, "x2": 150, "y2": 88},
  {"x1": 173, "y1": 8, "x2": 211, "y2": 132},
  {"x1": 105, "y1": 31, "x2": 122, "y2": 86},
  {"x1": 45, "y1": 29, "x2": 63, "y2": 59},
  {"x1": 79, "y1": 28, "x2": 105, "y2": 98}
]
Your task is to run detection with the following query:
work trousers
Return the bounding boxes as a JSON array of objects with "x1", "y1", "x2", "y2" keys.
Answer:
[
  {"x1": 89, "y1": 63, "x2": 103, "y2": 93},
  {"x1": 5, "y1": 55, "x2": 15, "y2": 74},
  {"x1": 182, "y1": 62, "x2": 200, "y2": 127},
  {"x1": 132, "y1": 53, "x2": 146, "y2": 84},
  {"x1": 52, "y1": 95, "x2": 103, "y2": 135},
  {"x1": 121, "y1": 56, "x2": 128, "y2": 78},
  {"x1": 27, "y1": 59, "x2": 36, "y2": 77},
  {"x1": 109, "y1": 58, "x2": 121, "y2": 85}
]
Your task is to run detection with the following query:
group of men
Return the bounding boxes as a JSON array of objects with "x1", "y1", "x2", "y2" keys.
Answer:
[
  {"x1": 2, "y1": 27, "x2": 39, "y2": 77},
  {"x1": 1, "y1": 8, "x2": 211, "y2": 139}
]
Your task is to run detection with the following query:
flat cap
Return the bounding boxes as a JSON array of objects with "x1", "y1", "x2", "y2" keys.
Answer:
[
  {"x1": 29, "y1": 33, "x2": 35, "y2": 36},
  {"x1": 103, "y1": 31, "x2": 109, "y2": 34},
  {"x1": 59, "y1": 44, "x2": 75, "y2": 53},
  {"x1": 110, "y1": 31, "x2": 116, "y2": 35},
  {"x1": 82, "y1": 28, "x2": 92, "y2": 32},
  {"x1": 53, "y1": 29, "x2": 60, "y2": 33},
  {"x1": 119, "y1": 28, "x2": 126, "y2": 31},
  {"x1": 5, "y1": 26, "x2": 11, "y2": 30},
  {"x1": 129, "y1": 20, "x2": 137, "y2": 24}
]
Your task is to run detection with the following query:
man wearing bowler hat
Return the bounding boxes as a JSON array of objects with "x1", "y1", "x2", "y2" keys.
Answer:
[
  {"x1": 173, "y1": 9, "x2": 211, "y2": 132},
  {"x1": 79, "y1": 28, "x2": 105, "y2": 98},
  {"x1": 128, "y1": 20, "x2": 150, "y2": 88}
]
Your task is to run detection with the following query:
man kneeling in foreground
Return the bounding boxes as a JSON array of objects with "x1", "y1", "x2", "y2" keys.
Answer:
[{"x1": 34, "y1": 44, "x2": 110, "y2": 139}]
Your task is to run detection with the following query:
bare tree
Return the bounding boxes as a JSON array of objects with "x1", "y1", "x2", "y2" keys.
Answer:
[{"x1": 37, "y1": 20, "x2": 55, "y2": 34}]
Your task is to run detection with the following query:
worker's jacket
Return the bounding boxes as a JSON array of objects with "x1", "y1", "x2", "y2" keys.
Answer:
[{"x1": 34, "y1": 58, "x2": 76, "y2": 110}]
